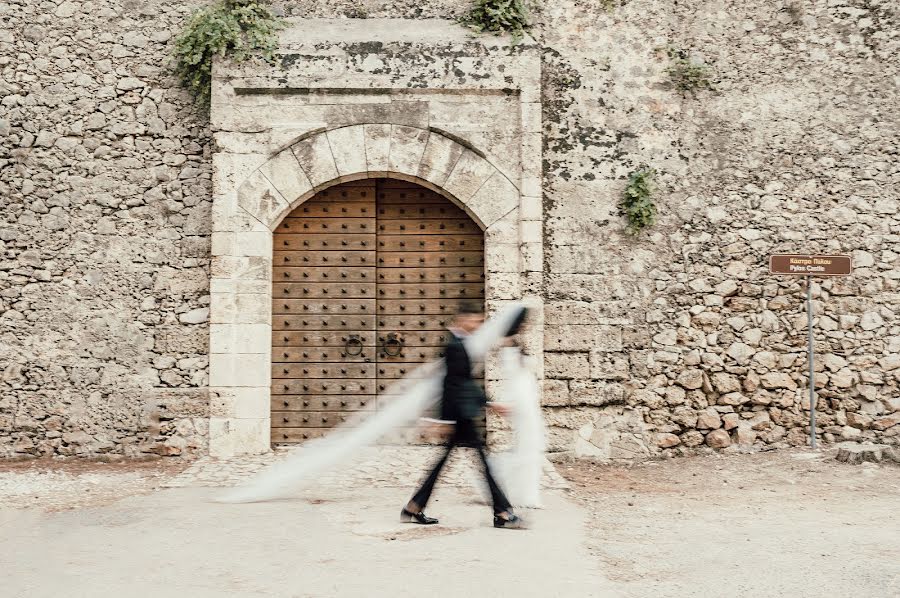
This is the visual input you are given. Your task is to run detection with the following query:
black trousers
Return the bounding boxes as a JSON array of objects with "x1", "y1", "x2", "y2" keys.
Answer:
[{"x1": 409, "y1": 417, "x2": 512, "y2": 515}]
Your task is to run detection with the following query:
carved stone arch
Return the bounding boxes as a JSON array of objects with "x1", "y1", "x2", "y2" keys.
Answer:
[{"x1": 234, "y1": 124, "x2": 521, "y2": 233}]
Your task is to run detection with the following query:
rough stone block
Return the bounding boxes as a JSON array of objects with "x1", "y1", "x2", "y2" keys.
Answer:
[
  {"x1": 325, "y1": 125, "x2": 368, "y2": 177},
  {"x1": 443, "y1": 150, "x2": 498, "y2": 205},
  {"x1": 417, "y1": 131, "x2": 466, "y2": 188},
  {"x1": 545, "y1": 352, "x2": 589, "y2": 379},
  {"x1": 236, "y1": 170, "x2": 290, "y2": 230},
  {"x1": 363, "y1": 123, "x2": 392, "y2": 174},
  {"x1": 291, "y1": 134, "x2": 339, "y2": 188},
  {"x1": 210, "y1": 387, "x2": 269, "y2": 419},
  {"x1": 388, "y1": 125, "x2": 429, "y2": 175},
  {"x1": 545, "y1": 325, "x2": 623, "y2": 352},
  {"x1": 259, "y1": 148, "x2": 313, "y2": 206}
]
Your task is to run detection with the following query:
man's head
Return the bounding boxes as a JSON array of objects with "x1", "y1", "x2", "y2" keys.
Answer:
[{"x1": 454, "y1": 302, "x2": 484, "y2": 334}]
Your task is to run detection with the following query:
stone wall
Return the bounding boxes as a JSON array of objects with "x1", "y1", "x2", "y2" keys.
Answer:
[
  {"x1": 2, "y1": 0, "x2": 898, "y2": 458},
  {"x1": 0, "y1": 0, "x2": 212, "y2": 456}
]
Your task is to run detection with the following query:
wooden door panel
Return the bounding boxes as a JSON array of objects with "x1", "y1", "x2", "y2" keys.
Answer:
[
  {"x1": 274, "y1": 251, "x2": 375, "y2": 267},
  {"x1": 274, "y1": 363, "x2": 375, "y2": 379},
  {"x1": 377, "y1": 235, "x2": 483, "y2": 252},
  {"x1": 274, "y1": 331, "x2": 377, "y2": 347},
  {"x1": 273, "y1": 396, "x2": 375, "y2": 412},
  {"x1": 279, "y1": 218, "x2": 374, "y2": 233},
  {"x1": 376, "y1": 267, "x2": 483, "y2": 283},
  {"x1": 375, "y1": 316, "x2": 452, "y2": 331},
  {"x1": 273, "y1": 267, "x2": 373, "y2": 282},
  {"x1": 273, "y1": 283, "x2": 374, "y2": 298},
  {"x1": 284, "y1": 201, "x2": 373, "y2": 218},
  {"x1": 277, "y1": 234, "x2": 375, "y2": 251},
  {"x1": 377, "y1": 252, "x2": 483, "y2": 267},
  {"x1": 378, "y1": 204, "x2": 468, "y2": 219},
  {"x1": 273, "y1": 379, "x2": 373, "y2": 395},
  {"x1": 274, "y1": 315, "x2": 376, "y2": 331},
  {"x1": 275, "y1": 299, "x2": 373, "y2": 314},
  {"x1": 273, "y1": 347, "x2": 375, "y2": 363},
  {"x1": 377, "y1": 220, "x2": 480, "y2": 235},
  {"x1": 376, "y1": 284, "x2": 484, "y2": 299}
]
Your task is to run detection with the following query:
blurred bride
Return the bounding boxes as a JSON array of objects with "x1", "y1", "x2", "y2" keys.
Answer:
[{"x1": 471, "y1": 339, "x2": 546, "y2": 508}]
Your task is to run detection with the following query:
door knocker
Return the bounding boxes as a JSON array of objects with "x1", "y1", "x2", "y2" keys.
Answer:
[
  {"x1": 381, "y1": 333, "x2": 403, "y2": 357},
  {"x1": 343, "y1": 334, "x2": 363, "y2": 357}
]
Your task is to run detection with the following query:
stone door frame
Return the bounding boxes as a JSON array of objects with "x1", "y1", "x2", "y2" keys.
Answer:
[{"x1": 208, "y1": 124, "x2": 543, "y2": 456}]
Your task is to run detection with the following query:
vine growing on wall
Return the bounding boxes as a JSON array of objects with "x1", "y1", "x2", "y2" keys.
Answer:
[
  {"x1": 619, "y1": 167, "x2": 657, "y2": 235},
  {"x1": 462, "y1": 0, "x2": 533, "y2": 42},
  {"x1": 173, "y1": 0, "x2": 285, "y2": 108},
  {"x1": 665, "y1": 47, "x2": 714, "y2": 97}
]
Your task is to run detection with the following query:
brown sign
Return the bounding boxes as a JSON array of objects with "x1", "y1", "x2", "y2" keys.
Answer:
[{"x1": 769, "y1": 254, "x2": 852, "y2": 276}]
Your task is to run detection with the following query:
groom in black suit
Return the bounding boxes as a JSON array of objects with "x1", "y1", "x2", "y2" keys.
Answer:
[{"x1": 401, "y1": 302, "x2": 525, "y2": 529}]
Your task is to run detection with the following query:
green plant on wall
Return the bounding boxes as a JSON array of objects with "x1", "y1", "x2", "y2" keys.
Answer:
[
  {"x1": 665, "y1": 47, "x2": 714, "y2": 96},
  {"x1": 619, "y1": 167, "x2": 657, "y2": 234},
  {"x1": 462, "y1": 0, "x2": 532, "y2": 42},
  {"x1": 173, "y1": 0, "x2": 285, "y2": 108}
]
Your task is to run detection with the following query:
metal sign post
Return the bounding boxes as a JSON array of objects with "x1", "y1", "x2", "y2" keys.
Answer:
[
  {"x1": 806, "y1": 276, "x2": 815, "y2": 449},
  {"x1": 770, "y1": 254, "x2": 852, "y2": 449}
]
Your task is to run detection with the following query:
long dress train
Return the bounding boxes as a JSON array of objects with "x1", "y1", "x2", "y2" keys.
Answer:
[{"x1": 217, "y1": 303, "x2": 528, "y2": 504}]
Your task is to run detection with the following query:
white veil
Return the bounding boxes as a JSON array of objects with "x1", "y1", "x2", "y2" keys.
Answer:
[{"x1": 218, "y1": 303, "x2": 528, "y2": 503}]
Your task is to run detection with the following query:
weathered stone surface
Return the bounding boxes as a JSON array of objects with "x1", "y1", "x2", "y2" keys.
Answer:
[{"x1": 705, "y1": 429, "x2": 732, "y2": 449}]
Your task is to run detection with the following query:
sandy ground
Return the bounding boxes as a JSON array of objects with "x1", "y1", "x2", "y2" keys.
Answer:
[
  {"x1": 560, "y1": 449, "x2": 900, "y2": 598},
  {"x1": 1, "y1": 449, "x2": 898, "y2": 598}
]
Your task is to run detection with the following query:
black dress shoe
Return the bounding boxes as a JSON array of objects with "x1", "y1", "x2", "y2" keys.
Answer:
[
  {"x1": 401, "y1": 508, "x2": 439, "y2": 525},
  {"x1": 493, "y1": 513, "x2": 527, "y2": 529}
]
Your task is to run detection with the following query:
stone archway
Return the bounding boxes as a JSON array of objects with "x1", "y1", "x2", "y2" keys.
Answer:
[{"x1": 208, "y1": 125, "x2": 540, "y2": 456}]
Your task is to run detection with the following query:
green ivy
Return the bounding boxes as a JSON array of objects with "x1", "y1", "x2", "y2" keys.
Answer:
[
  {"x1": 619, "y1": 168, "x2": 657, "y2": 235},
  {"x1": 665, "y1": 48, "x2": 714, "y2": 96},
  {"x1": 462, "y1": 0, "x2": 532, "y2": 42},
  {"x1": 173, "y1": 0, "x2": 285, "y2": 108}
]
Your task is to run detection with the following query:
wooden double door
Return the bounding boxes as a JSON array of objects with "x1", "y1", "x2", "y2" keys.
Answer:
[{"x1": 271, "y1": 179, "x2": 485, "y2": 444}]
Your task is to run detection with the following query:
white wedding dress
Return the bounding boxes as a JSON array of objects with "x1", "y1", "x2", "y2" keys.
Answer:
[
  {"x1": 218, "y1": 303, "x2": 529, "y2": 504},
  {"x1": 476, "y1": 346, "x2": 546, "y2": 508}
]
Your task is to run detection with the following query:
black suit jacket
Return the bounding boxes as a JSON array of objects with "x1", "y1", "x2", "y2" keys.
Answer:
[{"x1": 439, "y1": 332, "x2": 486, "y2": 422}]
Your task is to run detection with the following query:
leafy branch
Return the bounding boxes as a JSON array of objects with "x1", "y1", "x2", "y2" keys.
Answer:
[
  {"x1": 461, "y1": 0, "x2": 532, "y2": 42},
  {"x1": 173, "y1": 0, "x2": 285, "y2": 108},
  {"x1": 619, "y1": 168, "x2": 657, "y2": 235}
]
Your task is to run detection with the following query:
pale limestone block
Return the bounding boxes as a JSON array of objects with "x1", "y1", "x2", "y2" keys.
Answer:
[
  {"x1": 522, "y1": 242, "x2": 543, "y2": 273},
  {"x1": 521, "y1": 195, "x2": 542, "y2": 220},
  {"x1": 520, "y1": 136, "x2": 542, "y2": 197},
  {"x1": 236, "y1": 170, "x2": 290, "y2": 230},
  {"x1": 211, "y1": 192, "x2": 237, "y2": 233},
  {"x1": 484, "y1": 207, "x2": 520, "y2": 246},
  {"x1": 211, "y1": 231, "x2": 236, "y2": 257},
  {"x1": 210, "y1": 388, "x2": 270, "y2": 419},
  {"x1": 259, "y1": 148, "x2": 313, "y2": 206},
  {"x1": 212, "y1": 152, "x2": 267, "y2": 198},
  {"x1": 520, "y1": 220, "x2": 542, "y2": 244},
  {"x1": 211, "y1": 256, "x2": 270, "y2": 281},
  {"x1": 443, "y1": 150, "x2": 497, "y2": 205},
  {"x1": 291, "y1": 134, "x2": 339, "y2": 188},
  {"x1": 364, "y1": 123, "x2": 392, "y2": 175},
  {"x1": 486, "y1": 271, "x2": 521, "y2": 299},
  {"x1": 210, "y1": 292, "x2": 271, "y2": 325},
  {"x1": 210, "y1": 323, "x2": 271, "y2": 355},
  {"x1": 469, "y1": 171, "x2": 519, "y2": 229},
  {"x1": 209, "y1": 417, "x2": 271, "y2": 457},
  {"x1": 521, "y1": 102, "x2": 542, "y2": 134},
  {"x1": 418, "y1": 132, "x2": 466, "y2": 188},
  {"x1": 388, "y1": 125, "x2": 429, "y2": 175},
  {"x1": 326, "y1": 125, "x2": 368, "y2": 177},
  {"x1": 209, "y1": 353, "x2": 270, "y2": 388},
  {"x1": 233, "y1": 229, "x2": 273, "y2": 258},
  {"x1": 485, "y1": 243, "x2": 520, "y2": 273}
]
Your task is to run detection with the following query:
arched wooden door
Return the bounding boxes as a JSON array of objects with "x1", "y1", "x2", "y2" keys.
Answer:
[{"x1": 271, "y1": 179, "x2": 485, "y2": 444}]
